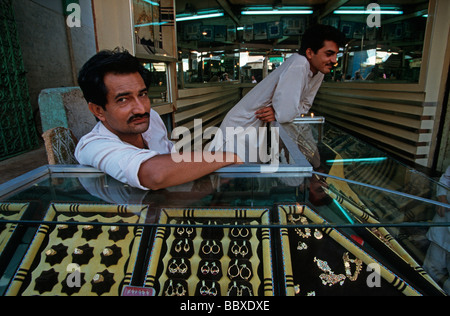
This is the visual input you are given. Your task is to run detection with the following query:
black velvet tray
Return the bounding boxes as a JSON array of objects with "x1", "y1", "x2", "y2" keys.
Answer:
[
  {"x1": 144, "y1": 208, "x2": 274, "y2": 296},
  {"x1": 278, "y1": 204, "x2": 423, "y2": 296}
]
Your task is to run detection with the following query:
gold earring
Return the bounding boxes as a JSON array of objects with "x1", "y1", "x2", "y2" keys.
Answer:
[
  {"x1": 239, "y1": 264, "x2": 252, "y2": 281},
  {"x1": 228, "y1": 260, "x2": 240, "y2": 279}
]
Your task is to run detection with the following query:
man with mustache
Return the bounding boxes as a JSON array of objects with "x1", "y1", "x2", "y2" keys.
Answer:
[
  {"x1": 75, "y1": 49, "x2": 241, "y2": 190},
  {"x1": 208, "y1": 24, "x2": 345, "y2": 161}
]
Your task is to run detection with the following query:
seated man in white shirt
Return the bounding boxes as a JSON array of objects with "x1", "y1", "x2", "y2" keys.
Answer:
[
  {"x1": 208, "y1": 24, "x2": 345, "y2": 162},
  {"x1": 75, "y1": 49, "x2": 241, "y2": 190}
]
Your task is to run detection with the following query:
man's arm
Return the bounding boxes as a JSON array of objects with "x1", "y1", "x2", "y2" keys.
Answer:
[{"x1": 138, "y1": 152, "x2": 242, "y2": 190}]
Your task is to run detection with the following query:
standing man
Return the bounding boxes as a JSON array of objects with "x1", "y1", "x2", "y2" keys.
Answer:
[
  {"x1": 208, "y1": 24, "x2": 345, "y2": 161},
  {"x1": 75, "y1": 49, "x2": 241, "y2": 191}
]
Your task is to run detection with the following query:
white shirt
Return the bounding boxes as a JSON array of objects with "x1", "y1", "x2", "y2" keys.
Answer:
[
  {"x1": 208, "y1": 53, "x2": 324, "y2": 161},
  {"x1": 75, "y1": 109, "x2": 174, "y2": 190}
]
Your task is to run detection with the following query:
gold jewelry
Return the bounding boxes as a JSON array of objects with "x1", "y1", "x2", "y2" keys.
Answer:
[
  {"x1": 201, "y1": 262, "x2": 210, "y2": 275},
  {"x1": 231, "y1": 241, "x2": 241, "y2": 256},
  {"x1": 314, "y1": 229, "x2": 323, "y2": 240},
  {"x1": 232, "y1": 241, "x2": 249, "y2": 257},
  {"x1": 240, "y1": 228, "x2": 249, "y2": 238},
  {"x1": 209, "y1": 282, "x2": 218, "y2": 296},
  {"x1": 228, "y1": 260, "x2": 240, "y2": 279},
  {"x1": 210, "y1": 262, "x2": 220, "y2": 276},
  {"x1": 202, "y1": 241, "x2": 211, "y2": 255},
  {"x1": 231, "y1": 227, "x2": 241, "y2": 238},
  {"x1": 92, "y1": 274, "x2": 104, "y2": 284},
  {"x1": 343, "y1": 252, "x2": 363, "y2": 282},
  {"x1": 240, "y1": 285, "x2": 253, "y2": 296},
  {"x1": 200, "y1": 280, "x2": 209, "y2": 296},
  {"x1": 319, "y1": 273, "x2": 346, "y2": 287},
  {"x1": 168, "y1": 260, "x2": 179, "y2": 274},
  {"x1": 186, "y1": 227, "x2": 194, "y2": 237},
  {"x1": 175, "y1": 239, "x2": 190, "y2": 253},
  {"x1": 46, "y1": 249, "x2": 57, "y2": 256},
  {"x1": 314, "y1": 257, "x2": 346, "y2": 287},
  {"x1": 211, "y1": 241, "x2": 221, "y2": 255},
  {"x1": 240, "y1": 264, "x2": 252, "y2": 281},
  {"x1": 183, "y1": 239, "x2": 190, "y2": 252},
  {"x1": 314, "y1": 257, "x2": 334, "y2": 274},
  {"x1": 240, "y1": 241, "x2": 249, "y2": 257},
  {"x1": 289, "y1": 215, "x2": 311, "y2": 239},
  {"x1": 231, "y1": 224, "x2": 250, "y2": 238},
  {"x1": 102, "y1": 248, "x2": 113, "y2": 257},
  {"x1": 178, "y1": 259, "x2": 188, "y2": 275},
  {"x1": 175, "y1": 240, "x2": 183, "y2": 253},
  {"x1": 200, "y1": 281, "x2": 218, "y2": 296},
  {"x1": 297, "y1": 241, "x2": 308, "y2": 251},
  {"x1": 176, "y1": 283, "x2": 186, "y2": 296},
  {"x1": 73, "y1": 248, "x2": 83, "y2": 255},
  {"x1": 177, "y1": 227, "x2": 185, "y2": 236},
  {"x1": 165, "y1": 280, "x2": 176, "y2": 296},
  {"x1": 227, "y1": 281, "x2": 239, "y2": 296}
]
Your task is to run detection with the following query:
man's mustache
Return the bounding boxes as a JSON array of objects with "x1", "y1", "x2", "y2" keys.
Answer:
[{"x1": 127, "y1": 112, "x2": 150, "y2": 124}]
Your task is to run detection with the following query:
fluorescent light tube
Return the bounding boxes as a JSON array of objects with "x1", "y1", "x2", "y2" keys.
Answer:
[
  {"x1": 242, "y1": 10, "x2": 313, "y2": 15},
  {"x1": 334, "y1": 10, "x2": 403, "y2": 14},
  {"x1": 142, "y1": 0, "x2": 159, "y2": 6},
  {"x1": 176, "y1": 13, "x2": 224, "y2": 22}
]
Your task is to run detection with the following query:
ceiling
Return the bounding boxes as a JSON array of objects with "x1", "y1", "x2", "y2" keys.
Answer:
[
  {"x1": 174, "y1": 0, "x2": 430, "y2": 53},
  {"x1": 175, "y1": 0, "x2": 428, "y2": 14}
]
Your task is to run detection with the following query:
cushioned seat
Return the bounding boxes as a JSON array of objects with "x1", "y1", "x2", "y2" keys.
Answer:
[{"x1": 42, "y1": 127, "x2": 78, "y2": 165}]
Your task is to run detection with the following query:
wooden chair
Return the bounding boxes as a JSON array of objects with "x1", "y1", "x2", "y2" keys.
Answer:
[{"x1": 42, "y1": 127, "x2": 79, "y2": 165}]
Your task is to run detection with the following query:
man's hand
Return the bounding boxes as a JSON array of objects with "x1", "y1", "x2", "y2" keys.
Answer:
[{"x1": 255, "y1": 106, "x2": 276, "y2": 123}]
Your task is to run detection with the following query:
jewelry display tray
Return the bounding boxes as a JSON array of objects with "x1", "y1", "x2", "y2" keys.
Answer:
[
  {"x1": 144, "y1": 208, "x2": 274, "y2": 296},
  {"x1": 278, "y1": 204, "x2": 423, "y2": 296},
  {"x1": 0, "y1": 203, "x2": 29, "y2": 259},
  {"x1": 6, "y1": 203, "x2": 148, "y2": 296}
]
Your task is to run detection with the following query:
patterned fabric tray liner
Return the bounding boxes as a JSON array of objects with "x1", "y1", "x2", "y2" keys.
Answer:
[{"x1": 6, "y1": 203, "x2": 148, "y2": 296}]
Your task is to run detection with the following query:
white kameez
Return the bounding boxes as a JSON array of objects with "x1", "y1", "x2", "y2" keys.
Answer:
[
  {"x1": 75, "y1": 109, "x2": 174, "y2": 190},
  {"x1": 208, "y1": 53, "x2": 324, "y2": 162}
]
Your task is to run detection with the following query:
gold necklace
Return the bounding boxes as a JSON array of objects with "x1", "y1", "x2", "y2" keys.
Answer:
[
  {"x1": 343, "y1": 252, "x2": 363, "y2": 282},
  {"x1": 289, "y1": 215, "x2": 311, "y2": 238}
]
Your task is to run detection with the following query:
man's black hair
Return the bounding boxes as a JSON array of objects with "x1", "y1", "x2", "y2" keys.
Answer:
[
  {"x1": 299, "y1": 24, "x2": 346, "y2": 56},
  {"x1": 78, "y1": 48, "x2": 151, "y2": 108}
]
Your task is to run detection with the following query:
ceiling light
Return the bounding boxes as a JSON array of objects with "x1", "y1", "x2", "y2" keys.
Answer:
[
  {"x1": 142, "y1": 0, "x2": 159, "y2": 6},
  {"x1": 334, "y1": 6, "x2": 403, "y2": 15},
  {"x1": 241, "y1": 6, "x2": 313, "y2": 15},
  {"x1": 176, "y1": 12, "x2": 224, "y2": 22},
  {"x1": 242, "y1": 10, "x2": 313, "y2": 15}
]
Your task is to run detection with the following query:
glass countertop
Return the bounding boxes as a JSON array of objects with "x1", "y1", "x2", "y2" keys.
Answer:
[
  {"x1": 0, "y1": 122, "x2": 448, "y2": 229},
  {"x1": 0, "y1": 120, "x2": 448, "y2": 296}
]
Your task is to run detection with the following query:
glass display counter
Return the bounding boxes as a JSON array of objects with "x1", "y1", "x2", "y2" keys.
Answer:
[{"x1": 0, "y1": 120, "x2": 448, "y2": 297}]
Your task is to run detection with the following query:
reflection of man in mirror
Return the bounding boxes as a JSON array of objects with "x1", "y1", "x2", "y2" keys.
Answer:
[
  {"x1": 424, "y1": 166, "x2": 450, "y2": 295},
  {"x1": 208, "y1": 24, "x2": 346, "y2": 161}
]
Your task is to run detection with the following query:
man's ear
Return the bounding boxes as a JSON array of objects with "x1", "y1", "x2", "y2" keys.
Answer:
[
  {"x1": 305, "y1": 48, "x2": 314, "y2": 60},
  {"x1": 88, "y1": 102, "x2": 106, "y2": 122}
]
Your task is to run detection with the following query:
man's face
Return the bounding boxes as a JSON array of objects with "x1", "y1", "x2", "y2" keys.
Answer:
[
  {"x1": 92, "y1": 72, "x2": 151, "y2": 139},
  {"x1": 306, "y1": 40, "x2": 339, "y2": 75}
]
